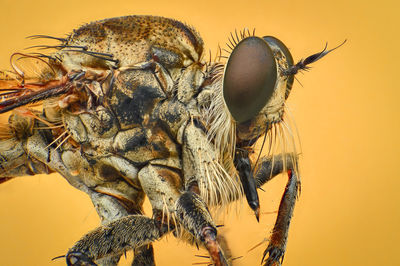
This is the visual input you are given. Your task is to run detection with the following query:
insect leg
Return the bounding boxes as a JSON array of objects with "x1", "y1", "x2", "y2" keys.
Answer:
[
  {"x1": 254, "y1": 154, "x2": 298, "y2": 187},
  {"x1": 138, "y1": 162, "x2": 229, "y2": 265},
  {"x1": 175, "y1": 191, "x2": 229, "y2": 266},
  {"x1": 131, "y1": 244, "x2": 155, "y2": 266},
  {"x1": 88, "y1": 191, "x2": 154, "y2": 266},
  {"x1": 136, "y1": 163, "x2": 188, "y2": 264},
  {"x1": 0, "y1": 113, "x2": 52, "y2": 183},
  {"x1": 180, "y1": 121, "x2": 234, "y2": 265},
  {"x1": 66, "y1": 215, "x2": 168, "y2": 265},
  {"x1": 253, "y1": 154, "x2": 299, "y2": 266},
  {"x1": 261, "y1": 170, "x2": 298, "y2": 266},
  {"x1": 0, "y1": 137, "x2": 50, "y2": 182}
]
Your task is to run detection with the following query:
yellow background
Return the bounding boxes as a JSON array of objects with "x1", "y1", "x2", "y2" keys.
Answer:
[{"x1": 0, "y1": 0, "x2": 399, "y2": 265}]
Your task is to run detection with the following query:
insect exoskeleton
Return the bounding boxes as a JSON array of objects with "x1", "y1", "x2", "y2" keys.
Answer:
[{"x1": 0, "y1": 15, "x2": 344, "y2": 266}]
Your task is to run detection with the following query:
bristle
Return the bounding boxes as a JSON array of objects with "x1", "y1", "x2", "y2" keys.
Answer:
[
  {"x1": 216, "y1": 45, "x2": 222, "y2": 62},
  {"x1": 234, "y1": 29, "x2": 240, "y2": 44},
  {"x1": 63, "y1": 49, "x2": 119, "y2": 64},
  {"x1": 221, "y1": 48, "x2": 230, "y2": 54},
  {"x1": 240, "y1": 29, "x2": 244, "y2": 39},
  {"x1": 227, "y1": 36, "x2": 235, "y2": 49},
  {"x1": 277, "y1": 123, "x2": 288, "y2": 172},
  {"x1": 26, "y1": 35, "x2": 67, "y2": 43},
  {"x1": 45, "y1": 130, "x2": 68, "y2": 149},
  {"x1": 229, "y1": 32, "x2": 237, "y2": 46},
  {"x1": 283, "y1": 103, "x2": 303, "y2": 155},
  {"x1": 269, "y1": 125, "x2": 277, "y2": 179},
  {"x1": 253, "y1": 126, "x2": 268, "y2": 173},
  {"x1": 28, "y1": 52, "x2": 60, "y2": 62},
  {"x1": 25, "y1": 44, "x2": 87, "y2": 51},
  {"x1": 54, "y1": 133, "x2": 70, "y2": 151},
  {"x1": 225, "y1": 42, "x2": 233, "y2": 51},
  {"x1": 10, "y1": 52, "x2": 56, "y2": 79},
  {"x1": 199, "y1": 65, "x2": 244, "y2": 211},
  {"x1": 247, "y1": 237, "x2": 269, "y2": 253},
  {"x1": 13, "y1": 108, "x2": 54, "y2": 128},
  {"x1": 281, "y1": 108, "x2": 302, "y2": 188},
  {"x1": 51, "y1": 254, "x2": 66, "y2": 261},
  {"x1": 33, "y1": 124, "x2": 63, "y2": 130},
  {"x1": 171, "y1": 212, "x2": 178, "y2": 236},
  {"x1": 224, "y1": 28, "x2": 256, "y2": 60}
]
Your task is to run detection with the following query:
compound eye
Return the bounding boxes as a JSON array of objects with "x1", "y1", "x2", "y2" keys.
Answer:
[
  {"x1": 223, "y1": 36, "x2": 277, "y2": 123},
  {"x1": 263, "y1": 36, "x2": 294, "y2": 98}
]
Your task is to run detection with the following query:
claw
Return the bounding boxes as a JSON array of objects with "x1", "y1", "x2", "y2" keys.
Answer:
[
  {"x1": 261, "y1": 246, "x2": 284, "y2": 266},
  {"x1": 66, "y1": 252, "x2": 97, "y2": 266}
]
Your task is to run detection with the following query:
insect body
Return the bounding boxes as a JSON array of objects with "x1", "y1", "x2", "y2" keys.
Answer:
[{"x1": 0, "y1": 15, "x2": 343, "y2": 265}]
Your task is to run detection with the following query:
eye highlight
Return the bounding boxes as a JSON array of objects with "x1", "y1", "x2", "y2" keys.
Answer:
[{"x1": 223, "y1": 36, "x2": 277, "y2": 123}]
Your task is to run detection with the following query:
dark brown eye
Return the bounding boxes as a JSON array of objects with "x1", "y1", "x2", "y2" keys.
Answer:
[
  {"x1": 263, "y1": 36, "x2": 294, "y2": 98},
  {"x1": 223, "y1": 36, "x2": 277, "y2": 123}
]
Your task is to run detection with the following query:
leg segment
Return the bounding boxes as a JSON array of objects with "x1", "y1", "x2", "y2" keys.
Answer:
[
  {"x1": 0, "y1": 113, "x2": 51, "y2": 182},
  {"x1": 132, "y1": 245, "x2": 155, "y2": 266},
  {"x1": 261, "y1": 170, "x2": 298, "y2": 266},
  {"x1": 179, "y1": 121, "x2": 238, "y2": 265},
  {"x1": 138, "y1": 163, "x2": 229, "y2": 266},
  {"x1": 254, "y1": 154, "x2": 298, "y2": 187},
  {"x1": 175, "y1": 191, "x2": 228, "y2": 266},
  {"x1": 66, "y1": 215, "x2": 168, "y2": 265},
  {"x1": 88, "y1": 192, "x2": 155, "y2": 266},
  {"x1": 253, "y1": 154, "x2": 299, "y2": 266}
]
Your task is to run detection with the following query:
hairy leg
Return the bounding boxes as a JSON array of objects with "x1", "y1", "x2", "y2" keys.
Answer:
[
  {"x1": 139, "y1": 163, "x2": 229, "y2": 266},
  {"x1": 175, "y1": 191, "x2": 229, "y2": 266},
  {"x1": 253, "y1": 154, "x2": 300, "y2": 266},
  {"x1": 132, "y1": 244, "x2": 155, "y2": 266},
  {"x1": 88, "y1": 191, "x2": 155, "y2": 266},
  {"x1": 254, "y1": 154, "x2": 298, "y2": 187},
  {"x1": 66, "y1": 215, "x2": 168, "y2": 265},
  {"x1": 180, "y1": 120, "x2": 243, "y2": 265}
]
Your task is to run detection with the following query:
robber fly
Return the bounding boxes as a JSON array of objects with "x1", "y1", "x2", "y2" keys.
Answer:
[{"x1": 0, "y1": 15, "x2": 344, "y2": 265}]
